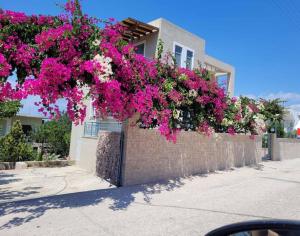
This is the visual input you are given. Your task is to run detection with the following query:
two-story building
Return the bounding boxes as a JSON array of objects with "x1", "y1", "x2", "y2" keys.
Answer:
[
  {"x1": 69, "y1": 18, "x2": 235, "y2": 172},
  {"x1": 122, "y1": 17, "x2": 235, "y2": 95}
]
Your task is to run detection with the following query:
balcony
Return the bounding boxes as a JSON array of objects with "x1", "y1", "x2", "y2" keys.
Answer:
[{"x1": 83, "y1": 121, "x2": 122, "y2": 137}]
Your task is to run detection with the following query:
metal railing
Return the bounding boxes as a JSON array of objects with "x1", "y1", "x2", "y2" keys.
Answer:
[{"x1": 83, "y1": 121, "x2": 122, "y2": 137}]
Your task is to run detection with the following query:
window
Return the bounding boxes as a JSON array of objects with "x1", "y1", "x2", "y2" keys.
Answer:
[
  {"x1": 186, "y1": 50, "x2": 194, "y2": 70},
  {"x1": 83, "y1": 121, "x2": 122, "y2": 137},
  {"x1": 135, "y1": 43, "x2": 145, "y2": 56},
  {"x1": 84, "y1": 122, "x2": 100, "y2": 137},
  {"x1": 22, "y1": 125, "x2": 32, "y2": 136},
  {"x1": 173, "y1": 42, "x2": 194, "y2": 69},
  {"x1": 174, "y1": 45, "x2": 183, "y2": 66}
]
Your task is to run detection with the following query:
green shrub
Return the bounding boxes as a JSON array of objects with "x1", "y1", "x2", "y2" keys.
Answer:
[
  {"x1": 0, "y1": 100, "x2": 22, "y2": 119},
  {"x1": 0, "y1": 120, "x2": 37, "y2": 162},
  {"x1": 31, "y1": 113, "x2": 71, "y2": 158},
  {"x1": 262, "y1": 134, "x2": 269, "y2": 148}
]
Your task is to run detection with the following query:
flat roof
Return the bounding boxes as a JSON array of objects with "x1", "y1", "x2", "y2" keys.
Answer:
[
  {"x1": 16, "y1": 113, "x2": 45, "y2": 119},
  {"x1": 120, "y1": 17, "x2": 159, "y2": 41}
]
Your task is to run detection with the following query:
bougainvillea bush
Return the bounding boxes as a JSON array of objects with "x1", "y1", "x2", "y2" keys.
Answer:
[
  {"x1": 0, "y1": 0, "x2": 266, "y2": 142},
  {"x1": 221, "y1": 96, "x2": 266, "y2": 136}
]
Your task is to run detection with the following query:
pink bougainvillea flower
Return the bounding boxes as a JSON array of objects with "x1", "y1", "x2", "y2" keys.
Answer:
[
  {"x1": 227, "y1": 126, "x2": 236, "y2": 135},
  {"x1": 198, "y1": 121, "x2": 214, "y2": 136},
  {"x1": 0, "y1": 1, "x2": 267, "y2": 140},
  {"x1": 0, "y1": 53, "x2": 12, "y2": 78},
  {"x1": 168, "y1": 89, "x2": 183, "y2": 104}
]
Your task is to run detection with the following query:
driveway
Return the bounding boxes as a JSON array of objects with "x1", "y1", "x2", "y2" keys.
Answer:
[
  {"x1": 0, "y1": 159, "x2": 300, "y2": 236},
  {"x1": 0, "y1": 166, "x2": 113, "y2": 204}
]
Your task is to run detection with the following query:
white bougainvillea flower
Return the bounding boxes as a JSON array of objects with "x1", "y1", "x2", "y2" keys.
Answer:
[
  {"x1": 188, "y1": 89, "x2": 198, "y2": 98},
  {"x1": 93, "y1": 54, "x2": 113, "y2": 83},
  {"x1": 253, "y1": 116, "x2": 266, "y2": 135},
  {"x1": 92, "y1": 39, "x2": 101, "y2": 46},
  {"x1": 257, "y1": 102, "x2": 265, "y2": 110},
  {"x1": 222, "y1": 118, "x2": 229, "y2": 126},
  {"x1": 235, "y1": 99, "x2": 242, "y2": 109},
  {"x1": 173, "y1": 109, "x2": 180, "y2": 119}
]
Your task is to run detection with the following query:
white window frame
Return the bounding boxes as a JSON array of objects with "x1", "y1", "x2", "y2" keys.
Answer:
[
  {"x1": 185, "y1": 48, "x2": 195, "y2": 70},
  {"x1": 134, "y1": 40, "x2": 146, "y2": 56},
  {"x1": 173, "y1": 42, "x2": 195, "y2": 69},
  {"x1": 173, "y1": 43, "x2": 183, "y2": 67}
]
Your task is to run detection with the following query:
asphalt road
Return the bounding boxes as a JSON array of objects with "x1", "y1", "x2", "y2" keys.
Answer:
[{"x1": 0, "y1": 159, "x2": 300, "y2": 236}]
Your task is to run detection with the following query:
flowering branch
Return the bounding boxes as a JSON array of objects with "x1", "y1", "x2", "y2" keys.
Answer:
[{"x1": 0, "y1": 1, "x2": 268, "y2": 141}]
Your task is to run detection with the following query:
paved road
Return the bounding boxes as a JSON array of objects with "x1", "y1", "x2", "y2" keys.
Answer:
[{"x1": 0, "y1": 159, "x2": 300, "y2": 236}]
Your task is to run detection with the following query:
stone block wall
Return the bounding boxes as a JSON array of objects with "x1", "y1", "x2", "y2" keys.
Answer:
[
  {"x1": 270, "y1": 135, "x2": 300, "y2": 161},
  {"x1": 121, "y1": 125, "x2": 263, "y2": 186}
]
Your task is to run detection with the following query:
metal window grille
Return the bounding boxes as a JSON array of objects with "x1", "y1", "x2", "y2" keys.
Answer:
[{"x1": 84, "y1": 121, "x2": 122, "y2": 137}]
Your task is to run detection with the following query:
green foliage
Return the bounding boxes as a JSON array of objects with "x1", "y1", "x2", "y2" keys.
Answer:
[
  {"x1": 261, "y1": 98, "x2": 286, "y2": 123},
  {"x1": 194, "y1": 68, "x2": 212, "y2": 81},
  {"x1": 156, "y1": 39, "x2": 164, "y2": 60},
  {"x1": 0, "y1": 100, "x2": 22, "y2": 118},
  {"x1": 275, "y1": 122, "x2": 285, "y2": 138},
  {"x1": 31, "y1": 113, "x2": 72, "y2": 157},
  {"x1": 262, "y1": 134, "x2": 269, "y2": 148},
  {"x1": 260, "y1": 98, "x2": 286, "y2": 136},
  {"x1": 284, "y1": 130, "x2": 297, "y2": 138},
  {"x1": 0, "y1": 120, "x2": 36, "y2": 162}
]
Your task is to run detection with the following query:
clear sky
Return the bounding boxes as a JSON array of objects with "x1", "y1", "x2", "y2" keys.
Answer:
[{"x1": 1, "y1": 0, "x2": 300, "y2": 113}]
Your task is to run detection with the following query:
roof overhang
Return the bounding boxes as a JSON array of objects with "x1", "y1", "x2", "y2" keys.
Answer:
[
  {"x1": 120, "y1": 17, "x2": 159, "y2": 41},
  {"x1": 204, "y1": 54, "x2": 234, "y2": 74},
  {"x1": 16, "y1": 113, "x2": 45, "y2": 119}
]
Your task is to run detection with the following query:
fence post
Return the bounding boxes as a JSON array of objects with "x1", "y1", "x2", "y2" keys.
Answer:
[
  {"x1": 269, "y1": 133, "x2": 281, "y2": 161},
  {"x1": 118, "y1": 113, "x2": 140, "y2": 187},
  {"x1": 118, "y1": 119, "x2": 129, "y2": 187},
  {"x1": 116, "y1": 127, "x2": 125, "y2": 187}
]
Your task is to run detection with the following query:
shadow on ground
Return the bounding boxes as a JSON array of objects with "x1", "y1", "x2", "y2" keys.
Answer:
[
  {"x1": 0, "y1": 164, "x2": 264, "y2": 230},
  {"x1": 0, "y1": 177, "x2": 185, "y2": 229},
  {"x1": 0, "y1": 173, "x2": 22, "y2": 186},
  {"x1": 0, "y1": 172, "x2": 41, "y2": 202}
]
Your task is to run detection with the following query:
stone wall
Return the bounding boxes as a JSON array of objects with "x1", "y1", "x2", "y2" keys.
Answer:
[
  {"x1": 270, "y1": 135, "x2": 300, "y2": 161},
  {"x1": 0, "y1": 160, "x2": 75, "y2": 170},
  {"x1": 121, "y1": 125, "x2": 263, "y2": 186},
  {"x1": 96, "y1": 131, "x2": 122, "y2": 186}
]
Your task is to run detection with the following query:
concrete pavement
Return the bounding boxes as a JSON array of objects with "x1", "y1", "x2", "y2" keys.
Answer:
[
  {"x1": 0, "y1": 159, "x2": 300, "y2": 236},
  {"x1": 0, "y1": 166, "x2": 113, "y2": 204}
]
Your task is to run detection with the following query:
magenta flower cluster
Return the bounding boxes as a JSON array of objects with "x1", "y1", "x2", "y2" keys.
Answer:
[
  {"x1": 0, "y1": 1, "x2": 265, "y2": 141},
  {"x1": 0, "y1": 53, "x2": 11, "y2": 77}
]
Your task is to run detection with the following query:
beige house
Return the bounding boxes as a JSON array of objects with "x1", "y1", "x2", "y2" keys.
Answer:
[
  {"x1": 0, "y1": 113, "x2": 44, "y2": 137},
  {"x1": 69, "y1": 17, "x2": 235, "y2": 172},
  {"x1": 123, "y1": 18, "x2": 235, "y2": 96}
]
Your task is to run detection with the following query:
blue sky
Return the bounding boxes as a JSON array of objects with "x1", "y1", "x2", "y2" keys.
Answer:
[{"x1": 1, "y1": 0, "x2": 300, "y2": 114}]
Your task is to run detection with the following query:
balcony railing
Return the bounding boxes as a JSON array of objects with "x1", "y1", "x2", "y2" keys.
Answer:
[{"x1": 83, "y1": 121, "x2": 122, "y2": 137}]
